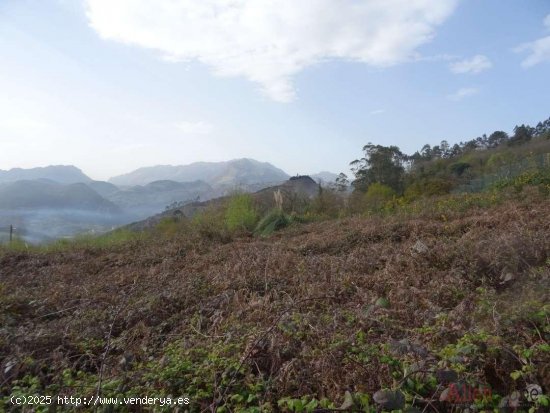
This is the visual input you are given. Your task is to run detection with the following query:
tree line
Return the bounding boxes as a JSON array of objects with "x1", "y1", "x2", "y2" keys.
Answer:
[{"x1": 342, "y1": 115, "x2": 550, "y2": 199}]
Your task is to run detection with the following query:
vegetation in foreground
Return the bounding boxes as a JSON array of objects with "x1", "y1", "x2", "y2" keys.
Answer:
[
  {"x1": 1, "y1": 185, "x2": 549, "y2": 412},
  {"x1": 0, "y1": 117, "x2": 549, "y2": 412}
]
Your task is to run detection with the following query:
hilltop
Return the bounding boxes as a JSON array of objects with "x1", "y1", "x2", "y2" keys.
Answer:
[{"x1": 0, "y1": 165, "x2": 91, "y2": 184}]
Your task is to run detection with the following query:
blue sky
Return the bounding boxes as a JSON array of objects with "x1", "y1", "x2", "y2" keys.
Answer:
[{"x1": 1, "y1": 0, "x2": 549, "y2": 181}]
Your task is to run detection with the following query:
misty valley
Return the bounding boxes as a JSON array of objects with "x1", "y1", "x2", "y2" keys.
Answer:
[
  {"x1": 0, "y1": 209, "x2": 124, "y2": 244},
  {"x1": 0, "y1": 160, "x2": 332, "y2": 243}
]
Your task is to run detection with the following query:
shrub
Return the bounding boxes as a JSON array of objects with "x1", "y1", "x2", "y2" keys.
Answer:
[
  {"x1": 193, "y1": 206, "x2": 231, "y2": 241},
  {"x1": 225, "y1": 193, "x2": 258, "y2": 232},
  {"x1": 155, "y1": 216, "x2": 188, "y2": 237},
  {"x1": 254, "y1": 209, "x2": 290, "y2": 237},
  {"x1": 493, "y1": 168, "x2": 550, "y2": 194},
  {"x1": 310, "y1": 187, "x2": 345, "y2": 218},
  {"x1": 449, "y1": 161, "x2": 470, "y2": 176},
  {"x1": 363, "y1": 183, "x2": 396, "y2": 212},
  {"x1": 404, "y1": 178, "x2": 453, "y2": 200}
]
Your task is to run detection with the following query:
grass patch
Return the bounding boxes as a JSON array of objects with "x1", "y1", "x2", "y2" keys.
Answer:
[
  {"x1": 254, "y1": 209, "x2": 291, "y2": 237},
  {"x1": 0, "y1": 228, "x2": 146, "y2": 255}
]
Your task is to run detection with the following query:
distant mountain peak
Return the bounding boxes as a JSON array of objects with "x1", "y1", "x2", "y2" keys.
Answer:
[
  {"x1": 310, "y1": 171, "x2": 339, "y2": 184},
  {"x1": 109, "y1": 158, "x2": 289, "y2": 187},
  {"x1": 0, "y1": 165, "x2": 92, "y2": 184}
]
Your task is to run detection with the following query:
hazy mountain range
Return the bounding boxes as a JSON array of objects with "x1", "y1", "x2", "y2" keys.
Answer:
[
  {"x1": 109, "y1": 158, "x2": 290, "y2": 187},
  {"x1": 0, "y1": 159, "x2": 338, "y2": 242},
  {"x1": 105, "y1": 180, "x2": 215, "y2": 218}
]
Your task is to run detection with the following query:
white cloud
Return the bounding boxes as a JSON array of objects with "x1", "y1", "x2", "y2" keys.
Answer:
[
  {"x1": 175, "y1": 121, "x2": 213, "y2": 135},
  {"x1": 449, "y1": 55, "x2": 492, "y2": 74},
  {"x1": 414, "y1": 53, "x2": 458, "y2": 62},
  {"x1": 515, "y1": 15, "x2": 550, "y2": 68},
  {"x1": 369, "y1": 109, "x2": 385, "y2": 115},
  {"x1": 447, "y1": 87, "x2": 478, "y2": 101},
  {"x1": 516, "y1": 36, "x2": 550, "y2": 68},
  {"x1": 85, "y1": 0, "x2": 458, "y2": 102}
]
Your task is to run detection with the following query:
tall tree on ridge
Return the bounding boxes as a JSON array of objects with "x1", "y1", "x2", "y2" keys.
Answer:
[{"x1": 350, "y1": 143, "x2": 406, "y2": 193}]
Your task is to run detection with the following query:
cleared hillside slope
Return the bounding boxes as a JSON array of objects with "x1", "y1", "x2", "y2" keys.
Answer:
[{"x1": 0, "y1": 193, "x2": 548, "y2": 412}]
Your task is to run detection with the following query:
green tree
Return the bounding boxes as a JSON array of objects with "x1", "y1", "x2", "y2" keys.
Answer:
[
  {"x1": 334, "y1": 173, "x2": 349, "y2": 192},
  {"x1": 534, "y1": 117, "x2": 550, "y2": 138},
  {"x1": 350, "y1": 144, "x2": 406, "y2": 193},
  {"x1": 509, "y1": 125, "x2": 534, "y2": 146},
  {"x1": 487, "y1": 131, "x2": 508, "y2": 148},
  {"x1": 440, "y1": 140, "x2": 451, "y2": 157}
]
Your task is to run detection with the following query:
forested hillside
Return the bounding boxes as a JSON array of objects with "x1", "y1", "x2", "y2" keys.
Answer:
[{"x1": 346, "y1": 116, "x2": 550, "y2": 205}]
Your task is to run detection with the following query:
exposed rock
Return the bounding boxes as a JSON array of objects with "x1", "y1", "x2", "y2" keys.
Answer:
[{"x1": 373, "y1": 389, "x2": 405, "y2": 410}]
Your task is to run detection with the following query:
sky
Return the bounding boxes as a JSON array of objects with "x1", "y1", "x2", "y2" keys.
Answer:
[{"x1": 0, "y1": 0, "x2": 549, "y2": 181}]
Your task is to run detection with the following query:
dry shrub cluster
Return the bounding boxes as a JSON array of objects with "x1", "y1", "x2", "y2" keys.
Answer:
[{"x1": 0, "y1": 195, "x2": 548, "y2": 412}]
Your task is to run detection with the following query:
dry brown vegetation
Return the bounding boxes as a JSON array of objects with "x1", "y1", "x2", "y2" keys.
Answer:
[{"x1": 0, "y1": 191, "x2": 549, "y2": 412}]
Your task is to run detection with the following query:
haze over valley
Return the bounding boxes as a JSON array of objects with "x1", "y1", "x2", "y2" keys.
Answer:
[{"x1": 0, "y1": 160, "x2": 334, "y2": 242}]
